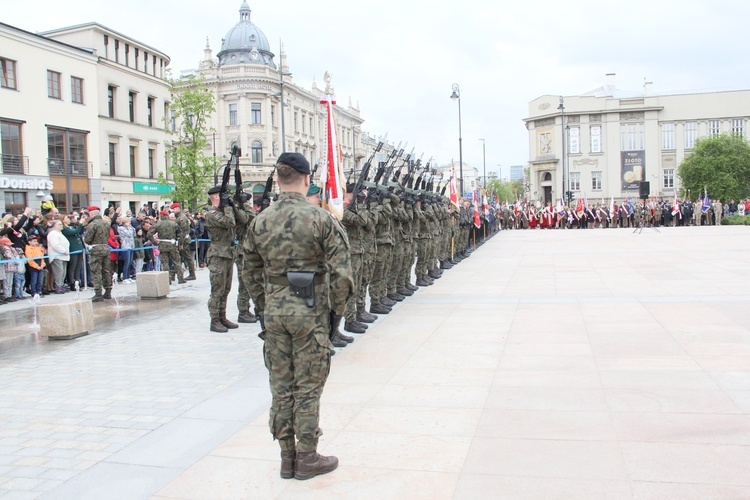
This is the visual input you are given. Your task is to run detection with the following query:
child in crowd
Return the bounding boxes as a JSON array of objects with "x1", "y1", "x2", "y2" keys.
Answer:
[
  {"x1": 25, "y1": 236, "x2": 46, "y2": 296},
  {"x1": 0, "y1": 236, "x2": 15, "y2": 301}
]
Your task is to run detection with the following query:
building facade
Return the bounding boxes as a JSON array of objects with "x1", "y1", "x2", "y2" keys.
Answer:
[
  {"x1": 524, "y1": 74, "x2": 750, "y2": 206},
  {"x1": 185, "y1": 1, "x2": 365, "y2": 194},
  {"x1": 43, "y1": 23, "x2": 173, "y2": 214},
  {"x1": 1, "y1": 22, "x2": 99, "y2": 215}
]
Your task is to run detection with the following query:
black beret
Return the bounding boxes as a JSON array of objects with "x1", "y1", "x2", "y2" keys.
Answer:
[
  {"x1": 207, "y1": 185, "x2": 222, "y2": 195},
  {"x1": 346, "y1": 182, "x2": 356, "y2": 193},
  {"x1": 277, "y1": 152, "x2": 310, "y2": 174}
]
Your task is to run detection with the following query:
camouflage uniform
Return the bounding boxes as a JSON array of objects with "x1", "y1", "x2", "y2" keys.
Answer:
[
  {"x1": 233, "y1": 201, "x2": 254, "y2": 317},
  {"x1": 370, "y1": 195, "x2": 393, "y2": 304},
  {"x1": 147, "y1": 218, "x2": 183, "y2": 283},
  {"x1": 341, "y1": 204, "x2": 367, "y2": 324},
  {"x1": 204, "y1": 202, "x2": 237, "y2": 322},
  {"x1": 175, "y1": 210, "x2": 196, "y2": 279},
  {"x1": 399, "y1": 203, "x2": 415, "y2": 291},
  {"x1": 243, "y1": 191, "x2": 353, "y2": 453},
  {"x1": 83, "y1": 213, "x2": 111, "y2": 296},
  {"x1": 358, "y1": 205, "x2": 378, "y2": 311},
  {"x1": 387, "y1": 193, "x2": 406, "y2": 297}
]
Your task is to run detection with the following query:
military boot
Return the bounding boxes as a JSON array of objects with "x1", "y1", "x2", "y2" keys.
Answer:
[
  {"x1": 357, "y1": 305, "x2": 377, "y2": 323},
  {"x1": 220, "y1": 317, "x2": 239, "y2": 329},
  {"x1": 398, "y1": 287, "x2": 414, "y2": 297},
  {"x1": 294, "y1": 451, "x2": 339, "y2": 480},
  {"x1": 210, "y1": 319, "x2": 229, "y2": 333},
  {"x1": 92, "y1": 290, "x2": 104, "y2": 303},
  {"x1": 238, "y1": 312, "x2": 258, "y2": 323},
  {"x1": 406, "y1": 283, "x2": 419, "y2": 291},
  {"x1": 353, "y1": 321, "x2": 368, "y2": 330},
  {"x1": 337, "y1": 330, "x2": 354, "y2": 343},
  {"x1": 370, "y1": 303, "x2": 391, "y2": 315},
  {"x1": 416, "y1": 277, "x2": 431, "y2": 287},
  {"x1": 380, "y1": 296, "x2": 397, "y2": 307},
  {"x1": 440, "y1": 260, "x2": 453, "y2": 270},
  {"x1": 428, "y1": 270, "x2": 441, "y2": 280},
  {"x1": 177, "y1": 275, "x2": 186, "y2": 284},
  {"x1": 184, "y1": 274, "x2": 197, "y2": 281},
  {"x1": 387, "y1": 292, "x2": 406, "y2": 302},
  {"x1": 103, "y1": 289, "x2": 112, "y2": 299},
  {"x1": 344, "y1": 320, "x2": 366, "y2": 334},
  {"x1": 331, "y1": 332, "x2": 348, "y2": 348},
  {"x1": 280, "y1": 450, "x2": 296, "y2": 479}
]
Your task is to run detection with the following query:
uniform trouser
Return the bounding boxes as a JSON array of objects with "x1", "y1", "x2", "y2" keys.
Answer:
[
  {"x1": 400, "y1": 240, "x2": 415, "y2": 288},
  {"x1": 345, "y1": 252, "x2": 363, "y2": 322},
  {"x1": 387, "y1": 243, "x2": 403, "y2": 295},
  {"x1": 207, "y1": 255, "x2": 233, "y2": 320},
  {"x1": 358, "y1": 248, "x2": 376, "y2": 308},
  {"x1": 89, "y1": 248, "x2": 111, "y2": 293},
  {"x1": 180, "y1": 240, "x2": 196, "y2": 276},
  {"x1": 262, "y1": 314, "x2": 332, "y2": 452},
  {"x1": 428, "y1": 235, "x2": 440, "y2": 270},
  {"x1": 416, "y1": 237, "x2": 430, "y2": 277},
  {"x1": 370, "y1": 243, "x2": 392, "y2": 302},
  {"x1": 159, "y1": 243, "x2": 182, "y2": 281},
  {"x1": 235, "y1": 252, "x2": 251, "y2": 314}
]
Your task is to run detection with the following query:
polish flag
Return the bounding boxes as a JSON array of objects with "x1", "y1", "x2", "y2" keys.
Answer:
[
  {"x1": 449, "y1": 167, "x2": 459, "y2": 209},
  {"x1": 319, "y1": 94, "x2": 345, "y2": 219},
  {"x1": 472, "y1": 190, "x2": 481, "y2": 228}
]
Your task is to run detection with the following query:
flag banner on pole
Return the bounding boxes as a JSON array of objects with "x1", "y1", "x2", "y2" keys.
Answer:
[
  {"x1": 609, "y1": 196, "x2": 615, "y2": 219},
  {"x1": 449, "y1": 167, "x2": 459, "y2": 209},
  {"x1": 482, "y1": 190, "x2": 489, "y2": 215},
  {"x1": 671, "y1": 193, "x2": 681, "y2": 218},
  {"x1": 472, "y1": 190, "x2": 481, "y2": 228},
  {"x1": 702, "y1": 186, "x2": 710, "y2": 213},
  {"x1": 319, "y1": 94, "x2": 345, "y2": 219}
]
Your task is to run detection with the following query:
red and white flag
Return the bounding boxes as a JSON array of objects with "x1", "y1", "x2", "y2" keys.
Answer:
[
  {"x1": 609, "y1": 196, "x2": 615, "y2": 220},
  {"x1": 472, "y1": 190, "x2": 481, "y2": 228},
  {"x1": 319, "y1": 94, "x2": 345, "y2": 219},
  {"x1": 671, "y1": 192, "x2": 681, "y2": 218},
  {"x1": 482, "y1": 189, "x2": 489, "y2": 215},
  {"x1": 449, "y1": 167, "x2": 459, "y2": 209}
]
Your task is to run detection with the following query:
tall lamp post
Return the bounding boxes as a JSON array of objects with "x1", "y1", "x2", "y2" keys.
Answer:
[
  {"x1": 274, "y1": 71, "x2": 293, "y2": 154},
  {"x1": 558, "y1": 96, "x2": 567, "y2": 205},
  {"x1": 450, "y1": 83, "x2": 463, "y2": 195},
  {"x1": 479, "y1": 138, "x2": 486, "y2": 187}
]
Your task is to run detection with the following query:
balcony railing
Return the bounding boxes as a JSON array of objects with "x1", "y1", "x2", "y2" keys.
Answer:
[
  {"x1": 47, "y1": 159, "x2": 93, "y2": 177},
  {"x1": 1, "y1": 154, "x2": 29, "y2": 174}
]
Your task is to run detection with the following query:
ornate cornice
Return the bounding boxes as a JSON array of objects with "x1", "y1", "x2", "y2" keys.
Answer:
[
  {"x1": 535, "y1": 118, "x2": 555, "y2": 127},
  {"x1": 620, "y1": 111, "x2": 644, "y2": 121}
]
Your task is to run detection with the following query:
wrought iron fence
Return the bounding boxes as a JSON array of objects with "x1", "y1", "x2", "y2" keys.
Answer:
[
  {"x1": 0, "y1": 154, "x2": 29, "y2": 174},
  {"x1": 47, "y1": 158, "x2": 93, "y2": 177}
]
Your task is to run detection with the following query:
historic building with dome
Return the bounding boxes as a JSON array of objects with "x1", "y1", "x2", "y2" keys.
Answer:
[{"x1": 184, "y1": 1, "x2": 368, "y2": 191}]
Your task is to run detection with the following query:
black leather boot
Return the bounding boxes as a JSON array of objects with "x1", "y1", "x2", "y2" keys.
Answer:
[
  {"x1": 294, "y1": 451, "x2": 338, "y2": 480},
  {"x1": 344, "y1": 320, "x2": 367, "y2": 334},
  {"x1": 280, "y1": 450, "x2": 295, "y2": 479}
]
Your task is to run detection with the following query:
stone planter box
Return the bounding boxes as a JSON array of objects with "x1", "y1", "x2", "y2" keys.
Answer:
[
  {"x1": 40, "y1": 300, "x2": 93, "y2": 340},
  {"x1": 136, "y1": 271, "x2": 170, "y2": 299}
]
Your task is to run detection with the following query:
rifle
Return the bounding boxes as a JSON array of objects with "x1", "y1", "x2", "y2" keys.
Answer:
[
  {"x1": 413, "y1": 158, "x2": 430, "y2": 191},
  {"x1": 382, "y1": 142, "x2": 407, "y2": 188},
  {"x1": 233, "y1": 149, "x2": 248, "y2": 205},
  {"x1": 373, "y1": 140, "x2": 401, "y2": 185},
  {"x1": 259, "y1": 164, "x2": 276, "y2": 212},
  {"x1": 310, "y1": 163, "x2": 319, "y2": 182},
  {"x1": 219, "y1": 145, "x2": 241, "y2": 209},
  {"x1": 392, "y1": 147, "x2": 415, "y2": 184},
  {"x1": 353, "y1": 141, "x2": 383, "y2": 209}
]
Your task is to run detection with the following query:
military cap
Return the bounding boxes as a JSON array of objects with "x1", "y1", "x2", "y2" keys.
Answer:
[
  {"x1": 277, "y1": 152, "x2": 310, "y2": 174},
  {"x1": 207, "y1": 185, "x2": 222, "y2": 195},
  {"x1": 87, "y1": 205, "x2": 100, "y2": 212},
  {"x1": 170, "y1": 202, "x2": 180, "y2": 209},
  {"x1": 346, "y1": 182, "x2": 356, "y2": 193},
  {"x1": 307, "y1": 183, "x2": 321, "y2": 196},
  {"x1": 159, "y1": 210, "x2": 169, "y2": 216}
]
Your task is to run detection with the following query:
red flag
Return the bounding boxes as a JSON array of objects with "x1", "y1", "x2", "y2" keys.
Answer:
[
  {"x1": 472, "y1": 190, "x2": 481, "y2": 228},
  {"x1": 319, "y1": 94, "x2": 345, "y2": 219}
]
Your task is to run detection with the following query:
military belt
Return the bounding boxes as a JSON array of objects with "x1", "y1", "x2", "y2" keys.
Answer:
[{"x1": 267, "y1": 275, "x2": 325, "y2": 286}]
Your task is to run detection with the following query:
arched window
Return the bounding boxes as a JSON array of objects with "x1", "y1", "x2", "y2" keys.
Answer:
[
  {"x1": 543, "y1": 172, "x2": 552, "y2": 182},
  {"x1": 251, "y1": 140, "x2": 262, "y2": 163}
]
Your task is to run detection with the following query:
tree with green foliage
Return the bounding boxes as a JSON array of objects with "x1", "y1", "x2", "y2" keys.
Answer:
[
  {"x1": 161, "y1": 73, "x2": 217, "y2": 211},
  {"x1": 485, "y1": 178, "x2": 524, "y2": 203},
  {"x1": 677, "y1": 134, "x2": 750, "y2": 202}
]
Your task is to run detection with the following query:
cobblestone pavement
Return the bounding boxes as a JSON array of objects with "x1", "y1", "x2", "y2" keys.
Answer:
[{"x1": 2, "y1": 226, "x2": 750, "y2": 499}]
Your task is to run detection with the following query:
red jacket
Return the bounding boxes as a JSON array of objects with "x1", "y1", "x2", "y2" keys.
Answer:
[{"x1": 108, "y1": 228, "x2": 120, "y2": 260}]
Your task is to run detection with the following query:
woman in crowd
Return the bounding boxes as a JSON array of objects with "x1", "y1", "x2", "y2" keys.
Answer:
[
  {"x1": 46, "y1": 219, "x2": 70, "y2": 294},
  {"x1": 61, "y1": 213, "x2": 85, "y2": 290},
  {"x1": 118, "y1": 217, "x2": 136, "y2": 283}
]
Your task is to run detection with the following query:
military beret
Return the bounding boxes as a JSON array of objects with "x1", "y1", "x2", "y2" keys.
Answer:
[
  {"x1": 207, "y1": 185, "x2": 222, "y2": 195},
  {"x1": 307, "y1": 183, "x2": 321, "y2": 196},
  {"x1": 346, "y1": 182, "x2": 356, "y2": 194},
  {"x1": 159, "y1": 210, "x2": 169, "y2": 216},
  {"x1": 170, "y1": 202, "x2": 180, "y2": 209},
  {"x1": 87, "y1": 205, "x2": 100, "y2": 212},
  {"x1": 277, "y1": 152, "x2": 310, "y2": 174}
]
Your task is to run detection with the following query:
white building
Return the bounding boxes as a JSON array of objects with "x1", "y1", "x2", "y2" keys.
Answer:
[
  {"x1": 186, "y1": 2, "x2": 365, "y2": 196},
  {"x1": 43, "y1": 23, "x2": 172, "y2": 214},
  {"x1": 1, "y1": 22, "x2": 99, "y2": 215},
  {"x1": 523, "y1": 74, "x2": 750, "y2": 206},
  {"x1": 434, "y1": 162, "x2": 480, "y2": 196},
  {"x1": 509, "y1": 164, "x2": 524, "y2": 183}
]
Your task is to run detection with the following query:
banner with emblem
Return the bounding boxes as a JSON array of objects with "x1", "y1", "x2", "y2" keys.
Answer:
[
  {"x1": 319, "y1": 94, "x2": 345, "y2": 219},
  {"x1": 449, "y1": 167, "x2": 459, "y2": 209}
]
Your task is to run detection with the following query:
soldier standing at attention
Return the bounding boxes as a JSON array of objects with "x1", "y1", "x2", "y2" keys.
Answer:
[
  {"x1": 205, "y1": 185, "x2": 240, "y2": 333},
  {"x1": 234, "y1": 194, "x2": 258, "y2": 324},
  {"x1": 242, "y1": 152, "x2": 353, "y2": 480},
  {"x1": 83, "y1": 206, "x2": 112, "y2": 302},
  {"x1": 172, "y1": 203, "x2": 197, "y2": 281},
  {"x1": 147, "y1": 211, "x2": 185, "y2": 285}
]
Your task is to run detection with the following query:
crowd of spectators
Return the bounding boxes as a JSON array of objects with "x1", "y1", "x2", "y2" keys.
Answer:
[{"x1": 0, "y1": 200, "x2": 212, "y2": 305}]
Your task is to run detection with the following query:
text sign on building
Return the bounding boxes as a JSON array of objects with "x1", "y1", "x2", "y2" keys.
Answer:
[
  {"x1": 620, "y1": 151, "x2": 645, "y2": 191},
  {"x1": 0, "y1": 176, "x2": 54, "y2": 190},
  {"x1": 236, "y1": 83, "x2": 273, "y2": 91},
  {"x1": 132, "y1": 182, "x2": 173, "y2": 195}
]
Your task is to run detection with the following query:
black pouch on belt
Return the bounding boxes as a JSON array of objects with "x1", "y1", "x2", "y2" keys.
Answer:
[{"x1": 287, "y1": 271, "x2": 315, "y2": 307}]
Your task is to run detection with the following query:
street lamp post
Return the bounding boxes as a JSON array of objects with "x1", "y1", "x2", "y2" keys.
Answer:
[
  {"x1": 450, "y1": 83, "x2": 464, "y2": 195},
  {"x1": 277, "y1": 71, "x2": 292, "y2": 153},
  {"x1": 558, "y1": 96, "x2": 567, "y2": 205},
  {"x1": 479, "y1": 138, "x2": 486, "y2": 187}
]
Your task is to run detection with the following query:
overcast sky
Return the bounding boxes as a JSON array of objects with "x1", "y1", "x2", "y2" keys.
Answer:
[{"x1": 7, "y1": 0, "x2": 750, "y2": 180}]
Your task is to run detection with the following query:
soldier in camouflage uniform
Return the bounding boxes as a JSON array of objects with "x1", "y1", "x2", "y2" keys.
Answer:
[
  {"x1": 204, "y1": 186, "x2": 241, "y2": 333},
  {"x1": 356, "y1": 197, "x2": 378, "y2": 323},
  {"x1": 396, "y1": 198, "x2": 417, "y2": 296},
  {"x1": 83, "y1": 206, "x2": 112, "y2": 301},
  {"x1": 341, "y1": 183, "x2": 369, "y2": 334},
  {"x1": 386, "y1": 192, "x2": 407, "y2": 302},
  {"x1": 234, "y1": 195, "x2": 257, "y2": 324},
  {"x1": 369, "y1": 190, "x2": 395, "y2": 314},
  {"x1": 172, "y1": 203, "x2": 196, "y2": 281},
  {"x1": 242, "y1": 152, "x2": 353, "y2": 481},
  {"x1": 147, "y1": 211, "x2": 184, "y2": 285}
]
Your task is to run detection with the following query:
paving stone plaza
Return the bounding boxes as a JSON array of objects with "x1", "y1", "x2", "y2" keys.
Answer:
[{"x1": 1, "y1": 226, "x2": 749, "y2": 499}]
